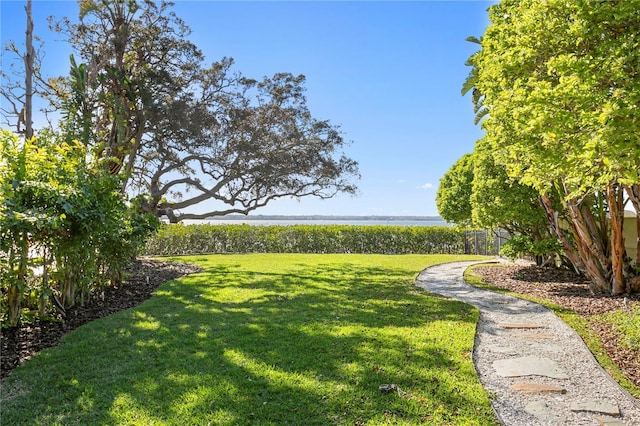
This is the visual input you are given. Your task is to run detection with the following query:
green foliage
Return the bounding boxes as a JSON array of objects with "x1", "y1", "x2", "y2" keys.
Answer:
[
  {"x1": 531, "y1": 238, "x2": 562, "y2": 258},
  {"x1": 0, "y1": 129, "x2": 158, "y2": 326},
  {"x1": 500, "y1": 235, "x2": 562, "y2": 261},
  {"x1": 470, "y1": 142, "x2": 549, "y2": 237},
  {"x1": 144, "y1": 224, "x2": 465, "y2": 256},
  {"x1": 499, "y1": 235, "x2": 533, "y2": 260},
  {"x1": 466, "y1": 0, "x2": 640, "y2": 292},
  {"x1": 470, "y1": 0, "x2": 640, "y2": 198},
  {"x1": 436, "y1": 154, "x2": 474, "y2": 227},
  {"x1": 2, "y1": 254, "x2": 496, "y2": 425},
  {"x1": 438, "y1": 144, "x2": 550, "y2": 250}
]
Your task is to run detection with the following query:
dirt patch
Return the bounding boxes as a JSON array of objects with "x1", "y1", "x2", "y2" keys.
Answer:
[
  {"x1": 473, "y1": 263, "x2": 640, "y2": 389},
  {"x1": 1, "y1": 258, "x2": 202, "y2": 380}
]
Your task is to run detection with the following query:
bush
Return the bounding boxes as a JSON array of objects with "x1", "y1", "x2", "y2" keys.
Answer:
[
  {"x1": 144, "y1": 224, "x2": 465, "y2": 256},
  {"x1": 500, "y1": 235, "x2": 534, "y2": 260},
  {"x1": 0, "y1": 130, "x2": 158, "y2": 326},
  {"x1": 500, "y1": 234, "x2": 562, "y2": 264}
]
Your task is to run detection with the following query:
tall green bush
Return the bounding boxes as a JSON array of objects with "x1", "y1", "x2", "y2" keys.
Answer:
[
  {"x1": 144, "y1": 223, "x2": 465, "y2": 256},
  {"x1": 0, "y1": 130, "x2": 158, "y2": 326}
]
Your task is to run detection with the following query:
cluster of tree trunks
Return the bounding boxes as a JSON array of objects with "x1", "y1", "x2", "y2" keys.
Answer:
[{"x1": 539, "y1": 183, "x2": 638, "y2": 295}]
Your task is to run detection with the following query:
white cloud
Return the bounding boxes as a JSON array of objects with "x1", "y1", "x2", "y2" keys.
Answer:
[{"x1": 418, "y1": 183, "x2": 434, "y2": 190}]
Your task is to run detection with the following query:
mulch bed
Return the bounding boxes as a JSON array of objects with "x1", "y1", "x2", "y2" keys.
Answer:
[
  {"x1": 473, "y1": 263, "x2": 640, "y2": 389},
  {"x1": 1, "y1": 259, "x2": 202, "y2": 380}
]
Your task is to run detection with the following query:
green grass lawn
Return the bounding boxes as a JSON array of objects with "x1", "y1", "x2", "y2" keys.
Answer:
[{"x1": 1, "y1": 254, "x2": 496, "y2": 425}]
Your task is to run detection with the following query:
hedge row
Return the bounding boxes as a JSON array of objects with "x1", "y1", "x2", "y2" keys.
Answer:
[{"x1": 144, "y1": 224, "x2": 465, "y2": 256}]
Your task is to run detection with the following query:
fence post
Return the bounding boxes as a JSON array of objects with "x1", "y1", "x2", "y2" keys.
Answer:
[
  {"x1": 485, "y1": 230, "x2": 489, "y2": 255},
  {"x1": 474, "y1": 231, "x2": 478, "y2": 255}
]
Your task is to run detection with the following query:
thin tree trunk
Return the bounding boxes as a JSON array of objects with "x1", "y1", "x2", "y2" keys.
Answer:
[
  {"x1": 6, "y1": 245, "x2": 21, "y2": 327},
  {"x1": 539, "y1": 194, "x2": 584, "y2": 273},
  {"x1": 24, "y1": 0, "x2": 34, "y2": 139},
  {"x1": 548, "y1": 178, "x2": 611, "y2": 293},
  {"x1": 606, "y1": 183, "x2": 626, "y2": 295},
  {"x1": 121, "y1": 121, "x2": 145, "y2": 193},
  {"x1": 583, "y1": 195, "x2": 610, "y2": 261},
  {"x1": 39, "y1": 256, "x2": 49, "y2": 317}
]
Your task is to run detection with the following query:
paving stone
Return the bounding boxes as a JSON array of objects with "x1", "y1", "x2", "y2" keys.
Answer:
[
  {"x1": 510, "y1": 381, "x2": 567, "y2": 394},
  {"x1": 594, "y1": 415, "x2": 626, "y2": 425},
  {"x1": 499, "y1": 323, "x2": 544, "y2": 329},
  {"x1": 493, "y1": 356, "x2": 569, "y2": 379},
  {"x1": 570, "y1": 400, "x2": 620, "y2": 416},
  {"x1": 525, "y1": 400, "x2": 565, "y2": 423}
]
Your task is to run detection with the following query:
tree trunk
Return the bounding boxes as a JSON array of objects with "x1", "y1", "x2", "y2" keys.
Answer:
[
  {"x1": 625, "y1": 184, "x2": 640, "y2": 265},
  {"x1": 39, "y1": 259, "x2": 49, "y2": 317},
  {"x1": 24, "y1": 0, "x2": 34, "y2": 140},
  {"x1": 606, "y1": 183, "x2": 626, "y2": 295},
  {"x1": 565, "y1": 199, "x2": 611, "y2": 293},
  {"x1": 7, "y1": 285, "x2": 22, "y2": 327},
  {"x1": 8, "y1": 232, "x2": 30, "y2": 327},
  {"x1": 539, "y1": 194, "x2": 584, "y2": 273},
  {"x1": 6, "y1": 246, "x2": 21, "y2": 327}
]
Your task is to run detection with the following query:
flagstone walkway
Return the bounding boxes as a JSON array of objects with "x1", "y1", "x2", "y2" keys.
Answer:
[{"x1": 415, "y1": 261, "x2": 640, "y2": 426}]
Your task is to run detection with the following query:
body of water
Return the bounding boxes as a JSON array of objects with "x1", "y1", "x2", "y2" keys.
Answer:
[{"x1": 181, "y1": 218, "x2": 451, "y2": 227}]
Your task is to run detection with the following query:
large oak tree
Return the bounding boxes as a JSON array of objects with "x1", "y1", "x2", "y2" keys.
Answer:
[{"x1": 51, "y1": 0, "x2": 358, "y2": 222}]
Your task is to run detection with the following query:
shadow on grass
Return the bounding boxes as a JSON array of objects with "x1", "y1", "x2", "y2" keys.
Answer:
[{"x1": 2, "y1": 258, "x2": 495, "y2": 425}]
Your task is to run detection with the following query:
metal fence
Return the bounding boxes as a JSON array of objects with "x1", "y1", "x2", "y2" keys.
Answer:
[{"x1": 464, "y1": 229, "x2": 510, "y2": 256}]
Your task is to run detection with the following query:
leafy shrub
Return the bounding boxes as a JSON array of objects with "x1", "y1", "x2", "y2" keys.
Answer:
[
  {"x1": 0, "y1": 130, "x2": 158, "y2": 326},
  {"x1": 500, "y1": 235, "x2": 534, "y2": 260},
  {"x1": 500, "y1": 234, "x2": 562, "y2": 264},
  {"x1": 145, "y1": 224, "x2": 465, "y2": 256}
]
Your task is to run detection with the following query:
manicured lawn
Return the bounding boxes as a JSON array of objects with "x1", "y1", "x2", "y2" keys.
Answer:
[{"x1": 2, "y1": 254, "x2": 495, "y2": 425}]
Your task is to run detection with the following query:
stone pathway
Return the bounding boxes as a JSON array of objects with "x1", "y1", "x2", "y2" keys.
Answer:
[{"x1": 415, "y1": 261, "x2": 640, "y2": 426}]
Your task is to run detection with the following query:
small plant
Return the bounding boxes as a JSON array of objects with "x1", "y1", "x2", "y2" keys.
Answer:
[{"x1": 603, "y1": 306, "x2": 640, "y2": 352}]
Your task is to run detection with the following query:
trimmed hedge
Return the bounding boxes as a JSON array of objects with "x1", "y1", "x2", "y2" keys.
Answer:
[{"x1": 144, "y1": 224, "x2": 465, "y2": 256}]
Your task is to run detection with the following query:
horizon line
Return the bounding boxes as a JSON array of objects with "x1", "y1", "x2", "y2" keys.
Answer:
[{"x1": 205, "y1": 214, "x2": 445, "y2": 220}]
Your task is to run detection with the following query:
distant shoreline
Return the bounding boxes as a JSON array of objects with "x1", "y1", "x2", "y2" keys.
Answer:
[{"x1": 204, "y1": 214, "x2": 445, "y2": 222}]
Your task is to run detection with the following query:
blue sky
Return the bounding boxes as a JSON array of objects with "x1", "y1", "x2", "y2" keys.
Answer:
[{"x1": 1, "y1": 1, "x2": 492, "y2": 217}]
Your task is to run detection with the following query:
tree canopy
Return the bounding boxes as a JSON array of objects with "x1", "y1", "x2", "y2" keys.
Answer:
[
  {"x1": 50, "y1": 0, "x2": 359, "y2": 222},
  {"x1": 470, "y1": 140, "x2": 548, "y2": 240},
  {"x1": 459, "y1": 0, "x2": 640, "y2": 294},
  {"x1": 435, "y1": 153, "x2": 474, "y2": 227},
  {"x1": 436, "y1": 143, "x2": 556, "y2": 264}
]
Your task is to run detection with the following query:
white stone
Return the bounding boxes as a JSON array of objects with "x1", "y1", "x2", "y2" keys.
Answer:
[
  {"x1": 570, "y1": 401, "x2": 620, "y2": 416},
  {"x1": 493, "y1": 356, "x2": 569, "y2": 379},
  {"x1": 525, "y1": 400, "x2": 565, "y2": 423}
]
